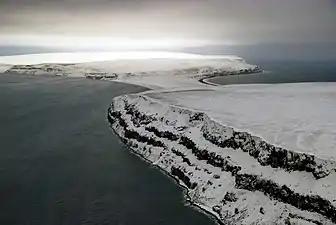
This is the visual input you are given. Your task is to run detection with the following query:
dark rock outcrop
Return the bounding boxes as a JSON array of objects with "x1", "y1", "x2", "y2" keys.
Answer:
[
  {"x1": 288, "y1": 213, "x2": 323, "y2": 225},
  {"x1": 224, "y1": 192, "x2": 238, "y2": 203},
  {"x1": 124, "y1": 103, "x2": 157, "y2": 126},
  {"x1": 179, "y1": 136, "x2": 241, "y2": 175},
  {"x1": 235, "y1": 173, "x2": 336, "y2": 223},
  {"x1": 202, "y1": 128, "x2": 329, "y2": 179},
  {"x1": 145, "y1": 126, "x2": 179, "y2": 141},
  {"x1": 171, "y1": 148, "x2": 192, "y2": 166},
  {"x1": 109, "y1": 111, "x2": 164, "y2": 148},
  {"x1": 171, "y1": 166, "x2": 197, "y2": 189}
]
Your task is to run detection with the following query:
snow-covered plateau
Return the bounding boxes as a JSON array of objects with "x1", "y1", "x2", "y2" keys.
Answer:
[
  {"x1": 0, "y1": 52, "x2": 261, "y2": 89},
  {"x1": 108, "y1": 83, "x2": 336, "y2": 225}
]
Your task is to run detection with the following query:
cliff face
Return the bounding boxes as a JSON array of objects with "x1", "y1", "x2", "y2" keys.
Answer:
[{"x1": 108, "y1": 94, "x2": 336, "y2": 225}]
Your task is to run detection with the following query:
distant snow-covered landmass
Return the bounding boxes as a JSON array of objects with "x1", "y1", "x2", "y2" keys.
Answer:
[{"x1": 0, "y1": 52, "x2": 261, "y2": 89}]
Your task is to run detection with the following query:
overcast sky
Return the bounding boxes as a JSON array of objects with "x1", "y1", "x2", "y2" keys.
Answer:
[{"x1": 0, "y1": 0, "x2": 335, "y2": 48}]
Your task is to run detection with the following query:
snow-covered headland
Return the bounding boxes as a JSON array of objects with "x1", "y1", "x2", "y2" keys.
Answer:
[
  {"x1": 2, "y1": 51, "x2": 335, "y2": 224},
  {"x1": 108, "y1": 83, "x2": 336, "y2": 224}
]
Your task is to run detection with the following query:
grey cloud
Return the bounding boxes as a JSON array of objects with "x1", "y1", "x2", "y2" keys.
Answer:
[{"x1": 0, "y1": 0, "x2": 335, "y2": 45}]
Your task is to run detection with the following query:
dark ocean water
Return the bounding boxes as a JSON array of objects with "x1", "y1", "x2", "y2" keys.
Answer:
[
  {"x1": 0, "y1": 74, "x2": 216, "y2": 225},
  {"x1": 207, "y1": 60, "x2": 336, "y2": 85}
]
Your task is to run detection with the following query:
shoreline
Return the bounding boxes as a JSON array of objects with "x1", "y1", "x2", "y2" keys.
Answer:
[
  {"x1": 104, "y1": 69, "x2": 266, "y2": 225},
  {"x1": 199, "y1": 70, "x2": 265, "y2": 86},
  {"x1": 108, "y1": 124, "x2": 225, "y2": 225},
  {"x1": 108, "y1": 91, "x2": 336, "y2": 224},
  {"x1": 198, "y1": 77, "x2": 219, "y2": 86}
]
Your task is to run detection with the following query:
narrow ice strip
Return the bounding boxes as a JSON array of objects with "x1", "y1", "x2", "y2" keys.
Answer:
[{"x1": 146, "y1": 82, "x2": 336, "y2": 160}]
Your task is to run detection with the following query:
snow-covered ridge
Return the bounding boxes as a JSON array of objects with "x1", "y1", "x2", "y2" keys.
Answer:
[
  {"x1": 147, "y1": 83, "x2": 336, "y2": 160},
  {"x1": 0, "y1": 52, "x2": 261, "y2": 89},
  {"x1": 108, "y1": 94, "x2": 336, "y2": 225}
]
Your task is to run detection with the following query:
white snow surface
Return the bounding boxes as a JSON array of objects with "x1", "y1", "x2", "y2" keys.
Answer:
[
  {"x1": 146, "y1": 83, "x2": 336, "y2": 160},
  {"x1": 0, "y1": 51, "x2": 259, "y2": 89},
  {"x1": 109, "y1": 93, "x2": 336, "y2": 225}
]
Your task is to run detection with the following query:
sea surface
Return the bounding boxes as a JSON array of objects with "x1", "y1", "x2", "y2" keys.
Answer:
[
  {"x1": 207, "y1": 60, "x2": 336, "y2": 85},
  {"x1": 0, "y1": 74, "x2": 216, "y2": 225}
]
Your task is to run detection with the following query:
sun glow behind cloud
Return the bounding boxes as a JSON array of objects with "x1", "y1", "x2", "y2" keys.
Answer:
[
  {"x1": 0, "y1": 51, "x2": 244, "y2": 65},
  {"x1": 0, "y1": 0, "x2": 335, "y2": 47},
  {"x1": 0, "y1": 51, "x2": 204, "y2": 65},
  {"x1": 0, "y1": 35, "x2": 219, "y2": 50}
]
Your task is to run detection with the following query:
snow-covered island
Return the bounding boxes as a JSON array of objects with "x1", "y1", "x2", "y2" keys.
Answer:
[
  {"x1": 1, "y1": 52, "x2": 335, "y2": 224},
  {"x1": 0, "y1": 52, "x2": 261, "y2": 89}
]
